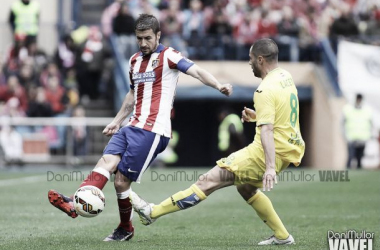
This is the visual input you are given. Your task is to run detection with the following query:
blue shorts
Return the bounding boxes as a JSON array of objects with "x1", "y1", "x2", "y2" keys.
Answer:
[{"x1": 103, "y1": 126, "x2": 170, "y2": 183}]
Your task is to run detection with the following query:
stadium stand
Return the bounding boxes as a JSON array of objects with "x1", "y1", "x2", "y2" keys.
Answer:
[{"x1": 0, "y1": 0, "x2": 378, "y2": 168}]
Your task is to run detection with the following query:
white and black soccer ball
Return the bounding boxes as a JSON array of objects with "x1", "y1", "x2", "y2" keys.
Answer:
[{"x1": 73, "y1": 186, "x2": 105, "y2": 218}]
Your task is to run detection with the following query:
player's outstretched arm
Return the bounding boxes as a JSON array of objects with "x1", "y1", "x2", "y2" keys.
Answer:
[
  {"x1": 103, "y1": 89, "x2": 135, "y2": 136},
  {"x1": 185, "y1": 64, "x2": 232, "y2": 96},
  {"x1": 260, "y1": 124, "x2": 277, "y2": 191}
]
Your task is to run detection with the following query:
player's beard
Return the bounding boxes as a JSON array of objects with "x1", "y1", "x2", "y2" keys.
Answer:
[
  {"x1": 252, "y1": 61, "x2": 261, "y2": 78},
  {"x1": 140, "y1": 38, "x2": 159, "y2": 55}
]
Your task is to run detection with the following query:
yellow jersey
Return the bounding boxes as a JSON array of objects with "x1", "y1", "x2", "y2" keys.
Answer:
[{"x1": 253, "y1": 67, "x2": 305, "y2": 166}]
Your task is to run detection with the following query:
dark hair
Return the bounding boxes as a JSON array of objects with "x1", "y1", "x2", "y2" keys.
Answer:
[
  {"x1": 250, "y1": 38, "x2": 278, "y2": 63},
  {"x1": 135, "y1": 14, "x2": 160, "y2": 34},
  {"x1": 356, "y1": 94, "x2": 363, "y2": 100}
]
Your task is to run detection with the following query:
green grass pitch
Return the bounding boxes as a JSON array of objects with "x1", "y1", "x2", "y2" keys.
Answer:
[{"x1": 0, "y1": 167, "x2": 379, "y2": 250}]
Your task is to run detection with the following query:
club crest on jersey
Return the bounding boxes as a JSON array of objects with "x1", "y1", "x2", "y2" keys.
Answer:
[{"x1": 152, "y1": 59, "x2": 160, "y2": 69}]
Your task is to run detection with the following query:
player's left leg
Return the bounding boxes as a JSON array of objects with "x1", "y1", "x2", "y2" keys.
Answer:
[
  {"x1": 104, "y1": 170, "x2": 134, "y2": 241},
  {"x1": 131, "y1": 165, "x2": 235, "y2": 225},
  {"x1": 236, "y1": 184, "x2": 294, "y2": 245}
]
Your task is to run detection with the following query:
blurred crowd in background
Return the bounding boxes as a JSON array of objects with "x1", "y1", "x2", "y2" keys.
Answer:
[
  {"x1": 1, "y1": 0, "x2": 379, "y2": 120},
  {"x1": 0, "y1": 0, "x2": 379, "y2": 162},
  {"x1": 104, "y1": 0, "x2": 380, "y2": 60}
]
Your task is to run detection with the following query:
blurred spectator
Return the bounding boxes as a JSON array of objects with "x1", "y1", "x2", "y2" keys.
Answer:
[
  {"x1": 55, "y1": 35, "x2": 77, "y2": 77},
  {"x1": 298, "y1": 7, "x2": 320, "y2": 61},
  {"x1": 207, "y1": 12, "x2": 233, "y2": 59},
  {"x1": 363, "y1": 5, "x2": 380, "y2": 37},
  {"x1": 112, "y1": 3, "x2": 138, "y2": 58},
  {"x1": 134, "y1": 0, "x2": 160, "y2": 19},
  {"x1": 183, "y1": 0, "x2": 206, "y2": 59},
  {"x1": 71, "y1": 105, "x2": 88, "y2": 156},
  {"x1": 235, "y1": 10, "x2": 258, "y2": 60},
  {"x1": 0, "y1": 60, "x2": 8, "y2": 86},
  {"x1": 39, "y1": 62, "x2": 62, "y2": 88},
  {"x1": 44, "y1": 76, "x2": 65, "y2": 114},
  {"x1": 277, "y1": 6, "x2": 300, "y2": 61},
  {"x1": 0, "y1": 75, "x2": 28, "y2": 112},
  {"x1": 204, "y1": 0, "x2": 228, "y2": 27},
  {"x1": 65, "y1": 87, "x2": 80, "y2": 111},
  {"x1": 63, "y1": 68, "x2": 78, "y2": 89},
  {"x1": 27, "y1": 87, "x2": 53, "y2": 117},
  {"x1": 208, "y1": 13, "x2": 232, "y2": 37},
  {"x1": 9, "y1": 0, "x2": 40, "y2": 45},
  {"x1": 71, "y1": 26, "x2": 90, "y2": 45},
  {"x1": 18, "y1": 62, "x2": 36, "y2": 88},
  {"x1": 62, "y1": 69, "x2": 80, "y2": 111},
  {"x1": 256, "y1": 9, "x2": 278, "y2": 39},
  {"x1": 1, "y1": 97, "x2": 26, "y2": 117},
  {"x1": 77, "y1": 26, "x2": 111, "y2": 100},
  {"x1": 160, "y1": 0, "x2": 187, "y2": 54},
  {"x1": 26, "y1": 40, "x2": 47, "y2": 73},
  {"x1": 343, "y1": 94, "x2": 373, "y2": 169},
  {"x1": 277, "y1": 7, "x2": 300, "y2": 37},
  {"x1": 3, "y1": 33, "x2": 28, "y2": 76},
  {"x1": 113, "y1": 3, "x2": 135, "y2": 36},
  {"x1": 225, "y1": 0, "x2": 246, "y2": 28},
  {"x1": 329, "y1": 4, "x2": 359, "y2": 53},
  {"x1": 101, "y1": 0, "x2": 125, "y2": 37},
  {"x1": 0, "y1": 123, "x2": 23, "y2": 165}
]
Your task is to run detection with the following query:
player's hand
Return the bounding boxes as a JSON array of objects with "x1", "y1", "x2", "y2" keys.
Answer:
[
  {"x1": 103, "y1": 122, "x2": 120, "y2": 136},
  {"x1": 262, "y1": 168, "x2": 277, "y2": 192},
  {"x1": 241, "y1": 107, "x2": 256, "y2": 123},
  {"x1": 219, "y1": 84, "x2": 233, "y2": 96}
]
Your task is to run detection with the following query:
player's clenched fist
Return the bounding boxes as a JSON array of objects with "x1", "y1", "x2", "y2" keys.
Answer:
[
  {"x1": 219, "y1": 83, "x2": 233, "y2": 96},
  {"x1": 103, "y1": 122, "x2": 120, "y2": 136},
  {"x1": 241, "y1": 106, "x2": 256, "y2": 123}
]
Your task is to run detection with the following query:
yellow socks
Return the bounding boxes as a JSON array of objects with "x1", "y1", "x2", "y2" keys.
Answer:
[
  {"x1": 248, "y1": 190, "x2": 289, "y2": 240},
  {"x1": 151, "y1": 184, "x2": 207, "y2": 219}
]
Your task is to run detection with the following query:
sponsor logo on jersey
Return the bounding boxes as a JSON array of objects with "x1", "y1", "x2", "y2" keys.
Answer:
[{"x1": 132, "y1": 71, "x2": 156, "y2": 84}]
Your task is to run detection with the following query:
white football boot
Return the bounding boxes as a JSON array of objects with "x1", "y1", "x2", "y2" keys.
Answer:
[
  {"x1": 130, "y1": 191, "x2": 156, "y2": 226},
  {"x1": 258, "y1": 234, "x2": 295, "y2": 245}
]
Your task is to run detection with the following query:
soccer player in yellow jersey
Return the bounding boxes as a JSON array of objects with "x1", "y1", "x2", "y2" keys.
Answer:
[{"x1": 131, "y1": 38, "x2": 305, "y2": 245}]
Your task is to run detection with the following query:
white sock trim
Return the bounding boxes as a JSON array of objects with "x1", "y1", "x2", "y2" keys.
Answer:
[
  {"x1": 117, "y1": 188, "x2": 131, "y2": 199},
  {"x1": 93, "y1": 167, "x2": 110, "y2": 180}
]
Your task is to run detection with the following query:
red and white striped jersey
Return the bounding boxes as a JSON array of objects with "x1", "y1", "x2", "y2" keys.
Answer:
[{"x1": 127, "y1": 44, "x2": 194, "y2": 138}]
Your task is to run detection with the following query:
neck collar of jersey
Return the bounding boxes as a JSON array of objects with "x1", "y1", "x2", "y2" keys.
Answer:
[{"x1": 141, "y1": 44, "x2": 165, "y2": 56}]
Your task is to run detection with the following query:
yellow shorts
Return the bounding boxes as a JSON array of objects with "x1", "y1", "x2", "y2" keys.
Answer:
[{"x1": 216, "y1": 143, "x2": 290, "y2": 188}]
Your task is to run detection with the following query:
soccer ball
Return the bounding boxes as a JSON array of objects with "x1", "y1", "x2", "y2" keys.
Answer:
[{"x1": 73, "y1": 186, "x2": 105, "y2": 218}]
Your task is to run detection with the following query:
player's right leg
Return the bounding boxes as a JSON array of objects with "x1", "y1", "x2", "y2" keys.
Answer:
[
  {"x1": 48, "y1": 154, "x2": 119, "y2": 218},
  {"x1": 105, "y1": 126, "x2": 169, "y2": 240},
  {"x1": 48, "y1": 126, "x2": 128, "y2": 218},
  {"x1": 236, "y1": 183, "x2": 294, "y2": 245},
  {"x1": 131, "y1": 165, "x2": 235, "y2": 225}
]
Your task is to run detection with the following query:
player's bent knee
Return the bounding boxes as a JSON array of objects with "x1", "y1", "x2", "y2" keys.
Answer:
[
  {"x1": 95, "y1": 154, "x2": 120, "y2": 174},
  {"x1": 237, "y1": 184, "x2": 258, "y2": 201},
  {"x1": 195, "y1": 167, "x2": 234, "y2": 195},
  {"x1": 114, "y1": 171, "x2": 131, "y2": 192},
  {"x1": 114, "y1": 177, "x2": 131, "y2": 192}
]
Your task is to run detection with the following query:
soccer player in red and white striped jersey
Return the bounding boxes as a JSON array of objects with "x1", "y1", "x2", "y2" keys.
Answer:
[{"x1": 48, "y1": 14, "x2": 232, "y2": 241}]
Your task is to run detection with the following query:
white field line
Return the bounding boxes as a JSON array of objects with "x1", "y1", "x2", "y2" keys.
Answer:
[{"x1": 0, "y1": 175, "x2": 46, "y2": 187}]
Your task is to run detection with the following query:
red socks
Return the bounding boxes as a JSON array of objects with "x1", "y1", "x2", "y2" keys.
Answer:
[
  {"x1": 117, "y1": 189, "x2": 133, "y2": 231},
  {"x1": 79, "y1": 168, "x2": 110, "y2": 190},
  {"x1": 79, "y1": 168, "x2": 133, "y2": 232}
]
